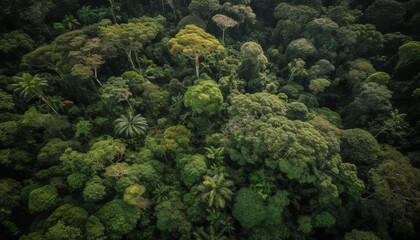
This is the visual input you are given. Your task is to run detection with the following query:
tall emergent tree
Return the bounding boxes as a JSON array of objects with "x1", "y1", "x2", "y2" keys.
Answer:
[
  {"x1": 11, "y1": 73, "x2": 60, "y2": 115},
  {"x1": 69, "y1": 36, "x2": 117, "y2": 86},
  {"x1": 100, "y1": 16, "x2": 165, "y2": 72},
  {"x1": 169, "y1": 24, "x2": 224, "y2": 78},
  {"x1": 212, "y1": 14, "x2": 238, "y2": 44}
]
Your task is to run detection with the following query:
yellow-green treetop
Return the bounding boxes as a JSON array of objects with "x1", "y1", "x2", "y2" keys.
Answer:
[{"x1": 169, "y1": 24, "x2": 224, "y2": 78}]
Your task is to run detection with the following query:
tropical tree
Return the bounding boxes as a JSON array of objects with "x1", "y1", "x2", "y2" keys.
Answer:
[
  {"x1": 77, "y1": 6, "x2": 98, "y2": 25},
  {"x1": 212, "y1": 14, "x2": 238, "y2": 44},
  {"x1": 69, "y1": 36, "x2": 116, "y2": 86},
  {"x1": 197, "y1": 173, "x2": 234, "y2": 208},
  {"x1": 62, "y1": 14, "x2": 81, "y2": 30},
  {"x1": 101, "y1": 77, "x2": 133, "y2": 111},
  {"x1": 11, "y1": 73, "x2": 60, "y2": 115},
  {"x1": 100, "y1": 16, "x2": 165, "y2": 72},
  {"x1": 188, "y1": 0, "x2": 221, "y2": 20},
  {"x1": 123, "y1": 184, "x2": 150, "y2": 209},
  {"x1": 184, "y1": 80, "x2": 223, "y2": 115},
  {"x1": 204, "y1": 146, "x2": 224, "y2": 166},
  {"x1": 169, "y1": 24, "x2": 224, "y2": 78},
  {"x1": 114, "y1": 112, "x2": 148, "y2": 138}
]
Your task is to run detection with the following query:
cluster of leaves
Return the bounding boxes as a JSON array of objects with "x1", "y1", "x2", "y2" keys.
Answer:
[{"x1": 0, "y1": 0, "x2": 419, "y2": 240}]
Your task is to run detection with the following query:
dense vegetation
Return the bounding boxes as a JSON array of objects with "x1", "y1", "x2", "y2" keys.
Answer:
[{"x1": 1, "y1": 0, "x2": 419, "y2": 239}]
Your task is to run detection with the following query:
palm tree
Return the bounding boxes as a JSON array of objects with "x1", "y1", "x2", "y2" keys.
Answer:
[
  {"x1": 204, "y1": 146, "x2": 225, "y2": 166},
  {"x1": 62, "y1": 14, "x2": 81, "y2": 30},
  {"x1": 197, "y1": 173, "x2": 234, "y2": 209},
  {"x1": 114, "y1": 112, "x2": 148, "y2": 138},
  {"x1": 77, "y1": 6, "x2": 98, "y2": 25},
  {"x1": 11, "y1": 73, "x2": 59, "y2": 115}
]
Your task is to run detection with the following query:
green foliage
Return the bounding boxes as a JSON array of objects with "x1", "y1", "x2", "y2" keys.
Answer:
[
  {"x1": 28, "y1": 185, "x2": 59, "y2": 214},
  {"x1": 298, "y1": 216, "x2": 312, "y2": 234},
  {"x1": 96, "y1": 199, "x2": 141, "y2": 240},
  {"x1": 0, "y1": 30, "x2": 34, "y2": 54},
  {"x1": 308, "y1": 59, "x2": 335, "y2": 79},
  {"x1": 74, "y1": 120, "x2": 92, "y2": 140},
  {"x1": 274, "y1": 3, "x2": 318, "y2": 42},
  {"x1": 83, "y1": 176, "x2": 106, "y2": 202},
  {"x1": 62, "y1": 138, "x2": 126, "y2": 176},
  {"x1": 315, "y1": 107, "x2": 343, "y2": 128},
  {"x1": 100, "y1": 16, "x2": 165, "y2": 71},
  {"x1": 364, "y1": 0, "x2": 405, "y2": 33},
  {"x1": 188, "y1": 0, "x2": 221, "y2": 19},
  {"x1": 155, "y1": 198, "x2": 189, "y2": 232},
  {"x1": 345, "y1": 229, "x2": 380, "y2": 240},
  {"x1": 314, "y1": 211, "x2": 336, "y2": 228},
  {"x1": 0, "y1": 121, "x2": 18, "y2": 147},
  {"x1": 227, "y1": 92, "x2": 287, "y2": 119},
  {"x1": 286, "y1": 102, "x2": 310, "y2": 121},
  {"x1": 232, "y1": 188, "x2": 267, "y2": 228},
  {"x1": 184, "y1": 79, "x2": 223, "y2": 115},
  {"x1": 123, "y1": 184, "x2": 150, "y2": 209},
  {"x1": 101, "y1": 77, "x2": 132, "y2": 103},
  {"x1": 11, "y1": 73, "x2": 48, "y2": 99},
  {"x1": 286, "y1": 38, "x2": 317, "y2": 60},
  {"x1": 11, "y1": 73, "x2": 59, "y2": 115},
  {"x1": 365, "y1": 72, "x2": 390, "y2": 85},
  {"x1": 62, "y1": 14, "x2": 80, "y2": 30},
  {"x1": 169, "y1": 24, "x2": 223, "y2": 78},
  {"x1": 45, "y1": 221, "x2": 82, "y2": 240},
  {"x1": 85, "y1": 216, "x2": 106, "y2": 240},
  {"x1": 265, "y1": 190, "x2": 289, "y2": 225},
  {"x1": 309, "y1": 78, "x2": 331, "y2": 94},
  {"x1": 163, "y1": 125, "x2": 192, "y2": 151},
  {"x1": 304, "y1": 18, "x2": 339, "y2": 45},
  {"x1": 340, "y1": 128, "x2": 380, "y2": 165},
  {"x1": 178, "y1": 14, "x2": 207, "y2": 29},
  {"x1": 121, "y1": 71, "x2": 144, "y2": 95},
  {"x1": 395, "y1": 41, "x2": 420, "y2": 70},
  {"x1": 240, "y1": 42, "x2": 268, "y2": 71},
  {"x1": 105, "y1": 162, "x2": 131, "y2": 178},
  {"x1": 77, "y1": 6, "x2": 98, "y2": 25},
  {"x1": 114, "y1": 112, "x2": 148, "y2": 138},
  {"x1": 205, "y1": 146, "x2": 225, "y2": 166},
  {"x1": 0, "y1": 90, "x2": 14, "y2": 111},
  {"x1": 228, "y1": 116, "x2": 328, "y2": 181},
  {"x1": 182, "y1": 154, "x2": 207, "y2": 187},
  {"x1": 0, "y1": 148, "x2": 31, "y2": 171},
  {"x1": 1, "y1": 1, "x2": 418, "y2": 239},
  {"x1": 45, "y1": 204, "x2": 88, "y2": 230},
  {"x1": 37, "y1": 138, "x2": 69, "y2": 167},
  {"x1": 350, "y1": 24, "x2": 384, "y2": 56},
  {"x1": 67, "y1": 172, "x2": 87, "y2": 190},
  {"x1": 197, "y1": 173, "x2": 234, "y2": 208},
  {"x1": 369, "y1": 146, "x2": 420, "y2": 235}
]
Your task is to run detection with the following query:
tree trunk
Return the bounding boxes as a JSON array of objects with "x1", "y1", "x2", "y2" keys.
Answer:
[
  {"x1": 222, "y1": 29, "x2": 225, "y2": 45},
  {"x1": 195, "y1": 55, "x2": 200, "y2": 78},
  {"x1": 126, "y1": 98, "x2": 134, "y2": 113},
  {"x1": 133, "y1": 51, "x2": 142, "y2": 72},
  {"x1": 127, "y1": 50, "x2": 137, "y2": 72},
  {"x1": 93, "y1": 68, "x2": 102, "y2": 86},
  {"x1": 37, "y1": 92, "x2": 60, "y2": 116},
  {"x1": 108, "y1": 0, "x2": 117, "y2": 24}
]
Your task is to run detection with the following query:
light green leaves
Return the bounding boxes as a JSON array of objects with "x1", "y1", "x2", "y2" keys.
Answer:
[
  {"x1": 169, "y1": 24, "x2": 224, "y2": 59},
  {"x1": 123, "y1": 184, "x2": 150, "y2": 209},
  {"x1": 184, "y1": 80, "x2": 223, "y2": 115}
]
